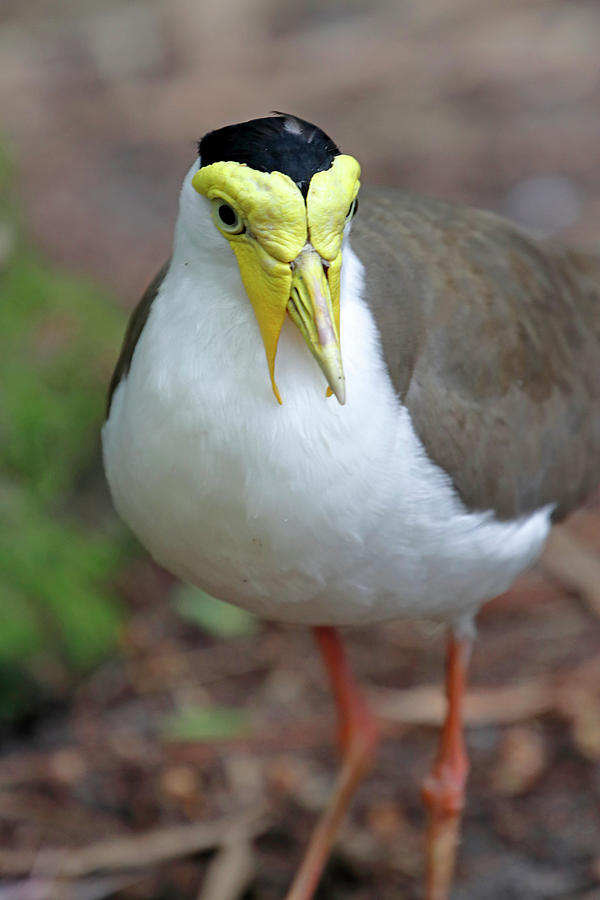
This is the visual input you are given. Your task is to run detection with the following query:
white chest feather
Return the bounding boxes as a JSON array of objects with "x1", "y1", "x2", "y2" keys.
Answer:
[{"x1": 102, "y1": 233, "x2": 551, "y2": 627}]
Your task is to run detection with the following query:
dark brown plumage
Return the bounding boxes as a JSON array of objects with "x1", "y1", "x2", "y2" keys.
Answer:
[{"x1": 106, "y1": 261, "x2": 169, "y2": 416}]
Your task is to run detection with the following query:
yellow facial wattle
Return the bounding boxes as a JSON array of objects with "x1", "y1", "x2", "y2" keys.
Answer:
[
  {"x1": 191, "y1": 155, "x2": 361, "y2": 404},
  {"x1": 192, "y1": 162, "x2": 307, "y2": 261},
  {"x1": 306, "y1": 155, "x2": 361, "y2": 261}
]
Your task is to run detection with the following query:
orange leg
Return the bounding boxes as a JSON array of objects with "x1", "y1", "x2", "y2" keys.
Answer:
[
  {"x1": 284, "y1": 626, "x2": 379, "y2": 900},
  {"x1": 422, "y1": 633, "x2": 472, "y2": 900}
]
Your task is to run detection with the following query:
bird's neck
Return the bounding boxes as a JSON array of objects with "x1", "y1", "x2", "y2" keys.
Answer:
[{"x1": 156, "y1": 222, "x2": 378, "y2": 418}]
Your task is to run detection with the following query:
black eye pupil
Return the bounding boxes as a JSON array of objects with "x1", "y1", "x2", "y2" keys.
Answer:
[{"x1": 218, "y1": 204, "x2": 237, "y2": 227}]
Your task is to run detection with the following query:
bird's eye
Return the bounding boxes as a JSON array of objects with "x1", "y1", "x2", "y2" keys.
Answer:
[
  {"x1": 211, "y1": 200, "x2": 245, "y2": 234},
  {"x1": 346, "y1": 198, "x2": 358, "y2": 221}
]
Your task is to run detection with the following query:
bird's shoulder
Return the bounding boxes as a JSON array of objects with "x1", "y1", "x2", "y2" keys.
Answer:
[
  {"x1": 352, "y1": 186, "x2": 600, "y2": 520},
  {"x1": 106, "y1": 261, "x2": 170, "y2": 417}
]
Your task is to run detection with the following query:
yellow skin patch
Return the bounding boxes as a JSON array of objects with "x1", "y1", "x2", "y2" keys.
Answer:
[
  {"x1": 191, "y1": 155, "x2": 360, "y2": 403},
  {"x1": 307, "y1": 155, "x2": 361, "y2": 261}
]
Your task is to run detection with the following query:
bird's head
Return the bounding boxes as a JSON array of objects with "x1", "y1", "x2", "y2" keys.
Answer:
[{"x1": 187, "y1": 113, "x2": 360, "y2": 405}]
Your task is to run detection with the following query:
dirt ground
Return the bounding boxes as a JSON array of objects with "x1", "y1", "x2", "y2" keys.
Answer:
[{"x1": 2, "y1": 1, "x2": 600, "y2": 897}]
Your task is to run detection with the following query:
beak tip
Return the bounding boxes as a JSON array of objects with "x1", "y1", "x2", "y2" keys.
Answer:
[{"x1": 332, "y1": 380, "x2": 346, "y2": 405}]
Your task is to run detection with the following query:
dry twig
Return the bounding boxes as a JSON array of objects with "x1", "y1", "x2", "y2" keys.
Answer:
[
  {"x1": 198, "y1": 838, "x2": 256, "y2": 900},
  {"x1": 372, "y1": 656, "x2": 600, "y2": 729},
  {"x1": 542, "y1": 524, "x2": 600, "y2": 616},
  {"x1": 0, "y1": 807, "x2": 268, "y2": 879}
]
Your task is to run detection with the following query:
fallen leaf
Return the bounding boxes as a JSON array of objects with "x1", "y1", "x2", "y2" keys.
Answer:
[{"x1": 162, "y1": 706, "x2": 249, "y2": 742}]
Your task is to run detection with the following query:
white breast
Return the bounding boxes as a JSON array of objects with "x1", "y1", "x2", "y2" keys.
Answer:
[{"x1": 102, "y1": 207, "x2": 552, "y2": 629}]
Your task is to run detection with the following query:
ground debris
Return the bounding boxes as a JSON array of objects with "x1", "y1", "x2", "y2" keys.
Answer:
[
  {"x1": 197, "y1": 838, "x2": 256, "y2": 900},
  {"x1": 491, "y1": 725, "x2": 547, "y2": 796},
  {"x1": 0, "y1": 807, "x2": 268, "y2": 879}
]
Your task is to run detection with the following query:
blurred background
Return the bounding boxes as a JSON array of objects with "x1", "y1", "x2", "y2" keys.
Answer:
[{"x1": 2, "y1": 1, "x2": 600, "y2": 898}]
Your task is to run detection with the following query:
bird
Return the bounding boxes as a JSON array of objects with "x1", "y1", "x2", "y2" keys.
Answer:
[{"x1": 102, "y1": 113, "x2": 600, "y2": 900}]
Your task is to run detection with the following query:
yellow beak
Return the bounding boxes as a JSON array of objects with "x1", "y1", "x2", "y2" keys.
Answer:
[
  {"x1": 231, "y1": 240, "x2": 345, "y2": 405},
  {"x1": 287, "y1": 247, "x2": 345, "y2": 404}
]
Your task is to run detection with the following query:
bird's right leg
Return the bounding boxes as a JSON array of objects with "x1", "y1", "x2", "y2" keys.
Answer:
[
  {"x1": 422, "y1": 632, "x2": 472, "y2": 900},
  {"x1": 284, "y1": 626, "x2": 379, "y2": 900}
]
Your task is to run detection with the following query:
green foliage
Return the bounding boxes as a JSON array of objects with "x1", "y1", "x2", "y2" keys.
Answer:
[
  {"x1": 162, "y1": 705, "x2": 249, "y2": 742},
  {"x1": 0, "y1": 251, "x2": 122, "y2": 502},
  {"x1": 0, "y1": 148, "x2": 262, "y2": 721},
  {"x1": 0, "y1": 485, "x2": 123, "y2": 671},
  {"x1": 0, "y1": 155, "x2": 130, "y2": 716},
  {"x1": 173, "y1": 584, "x2": 259, "y2": 638}
]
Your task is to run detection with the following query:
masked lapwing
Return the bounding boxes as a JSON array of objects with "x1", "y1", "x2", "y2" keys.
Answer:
[{"x1": 102, "y1": 113, "x2": 600, "y2": 900}]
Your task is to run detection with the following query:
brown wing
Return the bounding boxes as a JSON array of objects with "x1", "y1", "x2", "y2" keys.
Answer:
[
  {"x1": 106, "y1": 262, "x2": 170, "y2": 417},
  {"x1": 352, "y1": 187, "x2": 600, "y2": 520}
]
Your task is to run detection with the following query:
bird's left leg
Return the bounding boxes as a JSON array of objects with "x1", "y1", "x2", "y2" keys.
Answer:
[
  {"x1": 284, "y1": 626, "x2": 379, "y2": 900},
  {"x1": 422, "y1": 631, "x2": 472, "y2": 900}
]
